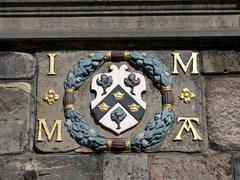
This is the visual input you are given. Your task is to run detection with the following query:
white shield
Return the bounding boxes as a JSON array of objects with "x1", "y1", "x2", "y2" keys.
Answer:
[{"x1": 91, "y1": 64, "x2": 146, "y2": 134}]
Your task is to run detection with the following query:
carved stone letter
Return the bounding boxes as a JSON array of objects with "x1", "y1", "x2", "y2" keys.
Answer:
[
  {"x1": 174, "y1": 117, "x2": 202, "y2": 141},
  {"x1": 47, "y1": 53, "x2": 57, "y2": 75},
  {"x1": 172, "y1": 52, "x2": 199, "y2": 74},
  {"x1": 37, "y1": 119, "x2": 62, "y2": 142}
]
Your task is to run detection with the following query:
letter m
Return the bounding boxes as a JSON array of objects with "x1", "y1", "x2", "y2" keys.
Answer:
[
  {"x1": 172, "y1": 52, "x2": 199, "y2": 74},
  {"x1": 37, "y1": 119, "x2": 62, "y2": 142}
]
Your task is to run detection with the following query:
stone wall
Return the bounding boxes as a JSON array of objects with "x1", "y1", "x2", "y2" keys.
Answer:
[{"x1": 0, "y1": 1, "x2": 240, "y2": 180}]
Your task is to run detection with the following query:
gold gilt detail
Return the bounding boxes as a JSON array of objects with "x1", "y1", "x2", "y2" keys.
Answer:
[
  {"x1": 104, "y1": 51, "x2": 112, "y2": 61},
  {"x1": 127, "y1": 103, "x2": 140, "y2": 112},
  {"x1": 65, "y1": 88, "x2": 75, "y2": 93},
  {"x1": 124, "y1": 51, "x2": 131, "y2": 61},
  {"x1": 107, "y1": 139, "x2": 112, "y2": 151},
  {"x1": 113, "y1": 91, "x2": 125, "y2": 100},
  {"x1": 98, "y1": 102, "x2": 110, "y2": 112},
  {"x1": 64, "y1": 104, "x2": 75, "y2": 110},
  {"x1": 125, "y1": 140, "x2": 131, "y2": 150},
  {"x1": 179, "y1": 88, "x2": 196, "y2": 104},
  {"x1": 162, "y1": 104, "x2": 174, "y2": 110},
  {"x1": 42, "y1": 89, "x2": 59, "y2": 105},
  {"x1": 161, "y1": 85, "x2": 172, "y2": 92}
]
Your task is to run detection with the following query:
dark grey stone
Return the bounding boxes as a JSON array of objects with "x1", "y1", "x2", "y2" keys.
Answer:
[
  {"x1": 233, "y1": 153, "x2": 240, "y2": 180},
  {"x1": 0, "y1": 82, "x2": 31, "y2": 154},
  {"x1": 150, "y1": 153, "x2": 232, "y2": 180},
  {"x1": 202, "y1": 51, "x2": 240, "y2": 73},
  {"x1": 0, "y1": 52, "x2": 36, "y2": 79},
  {"x1": 206, "y1": 76, "x2": 240, "y2": 150},
  {"x1": 0, "y1": 154, "x2": 103, "y2": 180},
  {"x1": 103, "y1": 154, "x2": 148, "y2": 180},
  {"x1": 0, "y1": 15, "x2": 239, "y2": 40}
]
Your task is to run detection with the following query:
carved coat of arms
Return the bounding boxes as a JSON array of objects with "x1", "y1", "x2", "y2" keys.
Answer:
[
  {"x1": 91, "y1": 64, "x2": 146, "y2": 134},
  {"x1": 63, "y1": 51, "x2": 174, "y2": 152}
]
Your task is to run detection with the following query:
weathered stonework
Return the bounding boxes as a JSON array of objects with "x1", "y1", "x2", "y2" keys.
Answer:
[
  {"x1": 202, "y1": 51, "x2": 240, "y2": 73},
  {"x1": 0, "y1": 155, "x2": 103, "y2": 180},
  {"x1": 0, "y1": 1, "x2": 239, "y2": 179},
  {"x1": 0, "y1": 82, "x2": 31, "y2": 154},
  {"x1": 0, "y1": 15, "x2": 239, "y2": 40},
  {"x1": 103, "y1": 154, "x2": 148, "y2": 180},
  {"x1": 0, "y1": 52, "x2": 36, "y2": 79},
  {"x1": 206, "y1": 76, "x2": 240, "y2": 150},
  {"x1": 150, "y1": 153, "x2": 232, "y2": 180}
]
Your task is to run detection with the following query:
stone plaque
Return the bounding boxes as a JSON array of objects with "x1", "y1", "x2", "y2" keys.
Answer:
[{"x1": 35, "y1": 50, "x2": 206, "y2": 153}]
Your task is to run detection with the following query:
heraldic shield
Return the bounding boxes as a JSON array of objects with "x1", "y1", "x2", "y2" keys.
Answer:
[{"x1": 91, "y1": 64, "x2": 146, "y2": 134}]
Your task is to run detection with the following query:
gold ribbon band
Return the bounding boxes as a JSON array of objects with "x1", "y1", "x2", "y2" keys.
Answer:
[
  {"x1": 65, "y1": 88, "x2": 75, "y2": 93},
  {"x1": 161, "y1": 85, "x2": 172, "y2": 92},
  {"x1": 125, "y1": 140, "x2": 131, "y2": 150},
  {"x1": 104, "y1": 51, "x2": 131, "y2": 61},
  {"x1": 64, "y1": 104, "x2": 75, "y2": 110},
  {"x1": 162, "y1": 104, "x2": 174, "y2": 110},
  {"x1": 107, "y1": 139, "x2": 112, "y2": 151},
  {"x1": 105, "y1": 51, "x2": 112, "y2": 61},
  {"x1": 124, "y1": 51, "x2": 131, "y2": 61}
]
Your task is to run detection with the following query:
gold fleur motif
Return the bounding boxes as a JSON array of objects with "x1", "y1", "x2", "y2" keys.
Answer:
[
  {"x1": 113, "y1": 91, "x2": 125, "y2": 100},
  {"x1": 42, "y1": 89, "x2": 59, "y2": 105},
  {"x1": 127, "y1": 103, "x2": 140, "y2": 112},
  {"x1": 179, "y1": 88, "x2": 195, "y2": 104},
  {"x1": 98, "y1": 102, "x2": 110, "y2": 112}
]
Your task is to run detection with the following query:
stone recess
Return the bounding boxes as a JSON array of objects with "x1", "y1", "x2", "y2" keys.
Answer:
[
  {"x1": 103, "y1": 154, "x2": 148, "y2": 180},
  {"x1": 0, "y1": 52, "x2": 36, "y2": 79},
  {"x1": 150, "y1": 153, "x2": 232, "y2": 180},
  {"x1": 0, "y1": 82, "x2": 31, "y2": 154},
  {"x1": 202, "y1": 51, "x2": 240, "y2": 73},
  {"x1": 206, "y1": 76, "x2": 240, "y2": 150},
  {"x1": 0, "y1": 155, "x2": 103, "y2": 180}
]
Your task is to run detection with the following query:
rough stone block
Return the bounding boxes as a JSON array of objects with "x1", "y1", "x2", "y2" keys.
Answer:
[
  {"x1": 0, "y1": 52, "x2": 36, "y2": 79},
  {"x1": 103, "y1": 154, "x2": 148, "y2": 180},
  {"x1": 202, "y1": 51, "x2": 240, "y2": 73},
  {"x1": 0, "y1": 82, "x2": 31, "y2": 154},
  {"x1": 150, "y1": 153, "x2": 232, "y2": 180},
  {"x1": 206, "y1": 76, "x2": 240, "y2": 150},
  {"x1": 0, "y1": 155, "x2": 103, "y2": 180}
]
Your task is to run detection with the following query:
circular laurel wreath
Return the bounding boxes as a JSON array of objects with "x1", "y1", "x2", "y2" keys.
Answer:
[{"x1": 63, "y1": 51, "x2": 174, "y2": 152}]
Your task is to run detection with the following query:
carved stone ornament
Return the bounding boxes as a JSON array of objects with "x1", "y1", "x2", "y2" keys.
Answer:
[
  {"x1": 42, "y1": 89, "x2": 59, "y2": 105},
  {"x1": 178, "y1": 88, "x2": 195, "y2": 104},
  {"x1": 63, "y1": 51, "x2": 174, "y2": 152}
]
